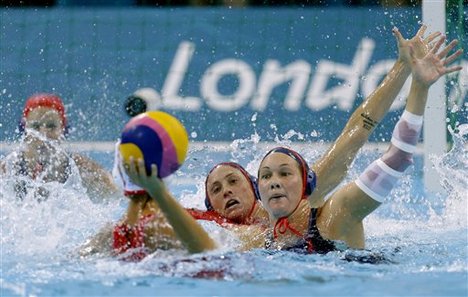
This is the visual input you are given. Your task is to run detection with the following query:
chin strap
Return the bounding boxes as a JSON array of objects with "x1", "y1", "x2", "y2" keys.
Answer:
[
  {"x1": 273, "y1": 197, "x2": 306, "y2": 239},
  {"x1": 273, "y1": 216, "x2": 303, "y2": 239}
]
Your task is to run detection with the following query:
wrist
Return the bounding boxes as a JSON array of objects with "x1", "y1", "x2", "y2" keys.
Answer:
[
  {"x1": 147, "y1": 182, "x2": 167, "y2": 201},
  {"x1": 410, "y1": 79, "x2": 430, "y2": 96},
  {"x1": 405, "y1": 81, "x2": 429, "y2": 115},
  {"x1": 394, "y1": 59, "x2": 411, "y2": 77},
  {"x1": 125, "y1": 189, "x2": 148, "y2": 197}
]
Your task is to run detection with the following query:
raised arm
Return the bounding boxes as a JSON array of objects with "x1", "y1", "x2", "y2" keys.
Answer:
[
  {"x1": 309, "y1": 26, "x2": 440, "y2": 207},
  {"x1": 71, "y1": 153, "x2": 119, "y2": 199},
  {"x1": 317, "y1": 35, "x2": 463, "y2": 249},
  {"x1": 126, "y1": 157, "x2": 217, "y2": 254}
]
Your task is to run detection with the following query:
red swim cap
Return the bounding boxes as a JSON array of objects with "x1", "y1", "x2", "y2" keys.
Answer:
[{"x1": 22, "y1": 93, "x2": 67, "y2": 127}]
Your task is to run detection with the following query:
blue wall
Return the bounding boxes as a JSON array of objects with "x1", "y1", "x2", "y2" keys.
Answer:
[{"x1": 1, "y1": 7, "x2": 466, "y2": 142}]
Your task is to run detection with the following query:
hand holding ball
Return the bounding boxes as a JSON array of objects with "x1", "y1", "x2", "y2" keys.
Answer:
[{"x1": 119, "y1": 111, "x2": 188, "y2": 178}]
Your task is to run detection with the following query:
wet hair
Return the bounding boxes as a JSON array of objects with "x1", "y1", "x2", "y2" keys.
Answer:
[
  {"x1": 259, "y1": 147, "x2": 316, "y2": 197},
  {"x1": 204, "y1": 162, "x2": 260, "y2": 211}
]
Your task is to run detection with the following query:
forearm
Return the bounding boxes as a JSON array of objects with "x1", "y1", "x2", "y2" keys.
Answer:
[
  {"x1": 344, "y1": 60, "x2": 410, "y2": 136},
  {"x1": 311, "y1": 61, "x2": 411, "y2": 202},
  {"x1": 404, "y1": 80, "x2": 429, "y2": 116},
  {"x1": 150, "y1": 188, "x2": 217, "y2": 253},
  {"x1": 79, "y1": 223, "x2": 114, "y2": 257},
  {"x1": 355, "y1": 109, "x2": 423, "y2": 205},
  {"x1": 74, "y1": 154, "x2": 118, "y2": 196},
  {"x1": 319, "y1": 108, "x2": 422, "y2": 245}
]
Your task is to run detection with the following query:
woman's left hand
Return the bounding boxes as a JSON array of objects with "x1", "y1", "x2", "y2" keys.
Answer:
[{"x1": 409, "y1": 36, "x2": 463, "y2": 87}]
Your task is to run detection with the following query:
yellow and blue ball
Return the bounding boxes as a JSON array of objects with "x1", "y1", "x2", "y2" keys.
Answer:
[{"x1": 119, "y1": 111, "x2": 189, "y2": 178}]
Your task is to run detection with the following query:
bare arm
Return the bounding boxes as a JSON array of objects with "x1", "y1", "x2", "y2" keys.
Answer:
[
  {"x1": 126, "y1": 158, "x2": 217, "y2": 254},
  {"x1": 78, "y1": 222, "x2": 114, "y2": 257},
  {"x1": 72, "y1": 153, "x2": 118, "y2": 198},
  {"x1": 308, "y1": 26, "x2": 439, "y2": 207},
  {"x1": 317, "y1": 35, "x2": 463, "y2": 249},
  {"x1": 122, "y1": 195, "x2": 184, "y2": 251}
]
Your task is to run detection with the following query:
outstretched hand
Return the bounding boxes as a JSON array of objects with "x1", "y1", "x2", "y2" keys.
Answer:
[
  {"x1": 125, "y1": 157, "x2": 166, "y2": 199},
  {"x1": 394, "y1": 25, "x2": 441, "y2": 64},
  {"x1": 409, "y1": 35, "x2": 463, "y2": 87}
]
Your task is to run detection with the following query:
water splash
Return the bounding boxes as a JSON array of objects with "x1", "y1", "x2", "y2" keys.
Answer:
[
  {"x1": 1, "y1": 130, "x2": 467, "y2": 295},
  {"x1": 0, "y1": 146, "x2": 122, "y2": 258},
  {"x1": 229, "y1": 132, "x2": 261, "y2": 162},
  {"x1": 429, "y1": 123, "x2": 468, "y2": 228}
]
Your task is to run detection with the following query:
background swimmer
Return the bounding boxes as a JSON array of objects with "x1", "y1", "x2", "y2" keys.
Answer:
[{"x1": 0, "y1": 93, "x2": 118, "y2": 201}]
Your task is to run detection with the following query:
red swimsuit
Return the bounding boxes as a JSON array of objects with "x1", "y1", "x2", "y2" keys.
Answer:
[{"x1": 112, "y1": 214, "x2": 156, "y2": 261}]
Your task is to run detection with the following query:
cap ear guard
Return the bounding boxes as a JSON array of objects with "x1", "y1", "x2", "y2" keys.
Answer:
[
  {"x1": 305, "y1": 170, "x2": 317, "y2": 196},
  {"x1": 204, "y1": 196, "x2": 214, "y2": 211},
  {"x1": 248, "y1": 174, "x2": 261, "y2": 201}
]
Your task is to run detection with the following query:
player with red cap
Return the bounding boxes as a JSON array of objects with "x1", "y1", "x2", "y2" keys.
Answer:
[{"x1": 1, "y1": 93, "x2": 118, "y2": 201}]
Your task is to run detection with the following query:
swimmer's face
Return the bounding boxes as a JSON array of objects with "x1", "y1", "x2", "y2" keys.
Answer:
[
  {"x1": 258, "y1": 153, "x2": 303, "y2": 219},
  {"x1": 206, "y1": 165, "x2": 256, "y2": 223},
  {"x1": 25, "y1": 107, "x2": 64, "y2": 140}
]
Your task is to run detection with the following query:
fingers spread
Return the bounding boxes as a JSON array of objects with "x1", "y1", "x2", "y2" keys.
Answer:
[
  {"x1": 430, "y1": 35, "x2": 446, "y2": 55},
  {"x1": 424, "y1": 31, "x2": 441, "y2": 44},
  {"x1": 137, "y1": 158, "x2": 145, "y2": 176},
  {"x1": 416, "y1": 24, "x2": 427, "y2": 37},
  {"x1": 438, "y1": 39, "x2": 459, "y2": 59},
  {"x1": 444, "y1": 65, "x2": 463, "y2": 75},
  {"x1": 444, "y1": 49, "x2": 464, "y2": 66},
  {"x1": 393, "y1": 27, "x2": 405, "y2": 43}
]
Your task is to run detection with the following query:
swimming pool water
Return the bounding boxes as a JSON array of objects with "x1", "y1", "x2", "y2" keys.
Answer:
[{"x1": 1, "y1": 133, "x2": 467, "y2": 296}]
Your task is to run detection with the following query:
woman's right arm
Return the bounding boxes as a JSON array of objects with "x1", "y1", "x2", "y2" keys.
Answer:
[
  {"x1": 317, "y1": 36, "x2": 463, "y2": 249},
  {"x1": 308, "y1": 26, "x2": 439, "y2": 208},
  {"x1": 126, "y1": 158, "x2": 217, "y2": 254},
  {"x1": 78, "y1": 223, "x2": 114, "y2": 257}
]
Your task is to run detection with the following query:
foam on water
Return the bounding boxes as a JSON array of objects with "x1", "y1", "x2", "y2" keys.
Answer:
[{"x1": 1, "y1": 126, "x2": 467, "y2": 296}]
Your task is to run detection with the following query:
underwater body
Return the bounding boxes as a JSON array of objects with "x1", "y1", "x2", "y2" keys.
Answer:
[{"x1": 1, "y1": 126, "x2": 467, "y2": 296}]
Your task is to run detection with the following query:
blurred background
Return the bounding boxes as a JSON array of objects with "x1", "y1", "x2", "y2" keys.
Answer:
[
  {"x1": 0, "y1": 0, "x2": 466, "y2": 144},
  {"x1": 1, "y1": 0, "x2": 458, "y2": 7},
  {"x1": 2, "y1": 0, "x2": 465, "y2": 7}
]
